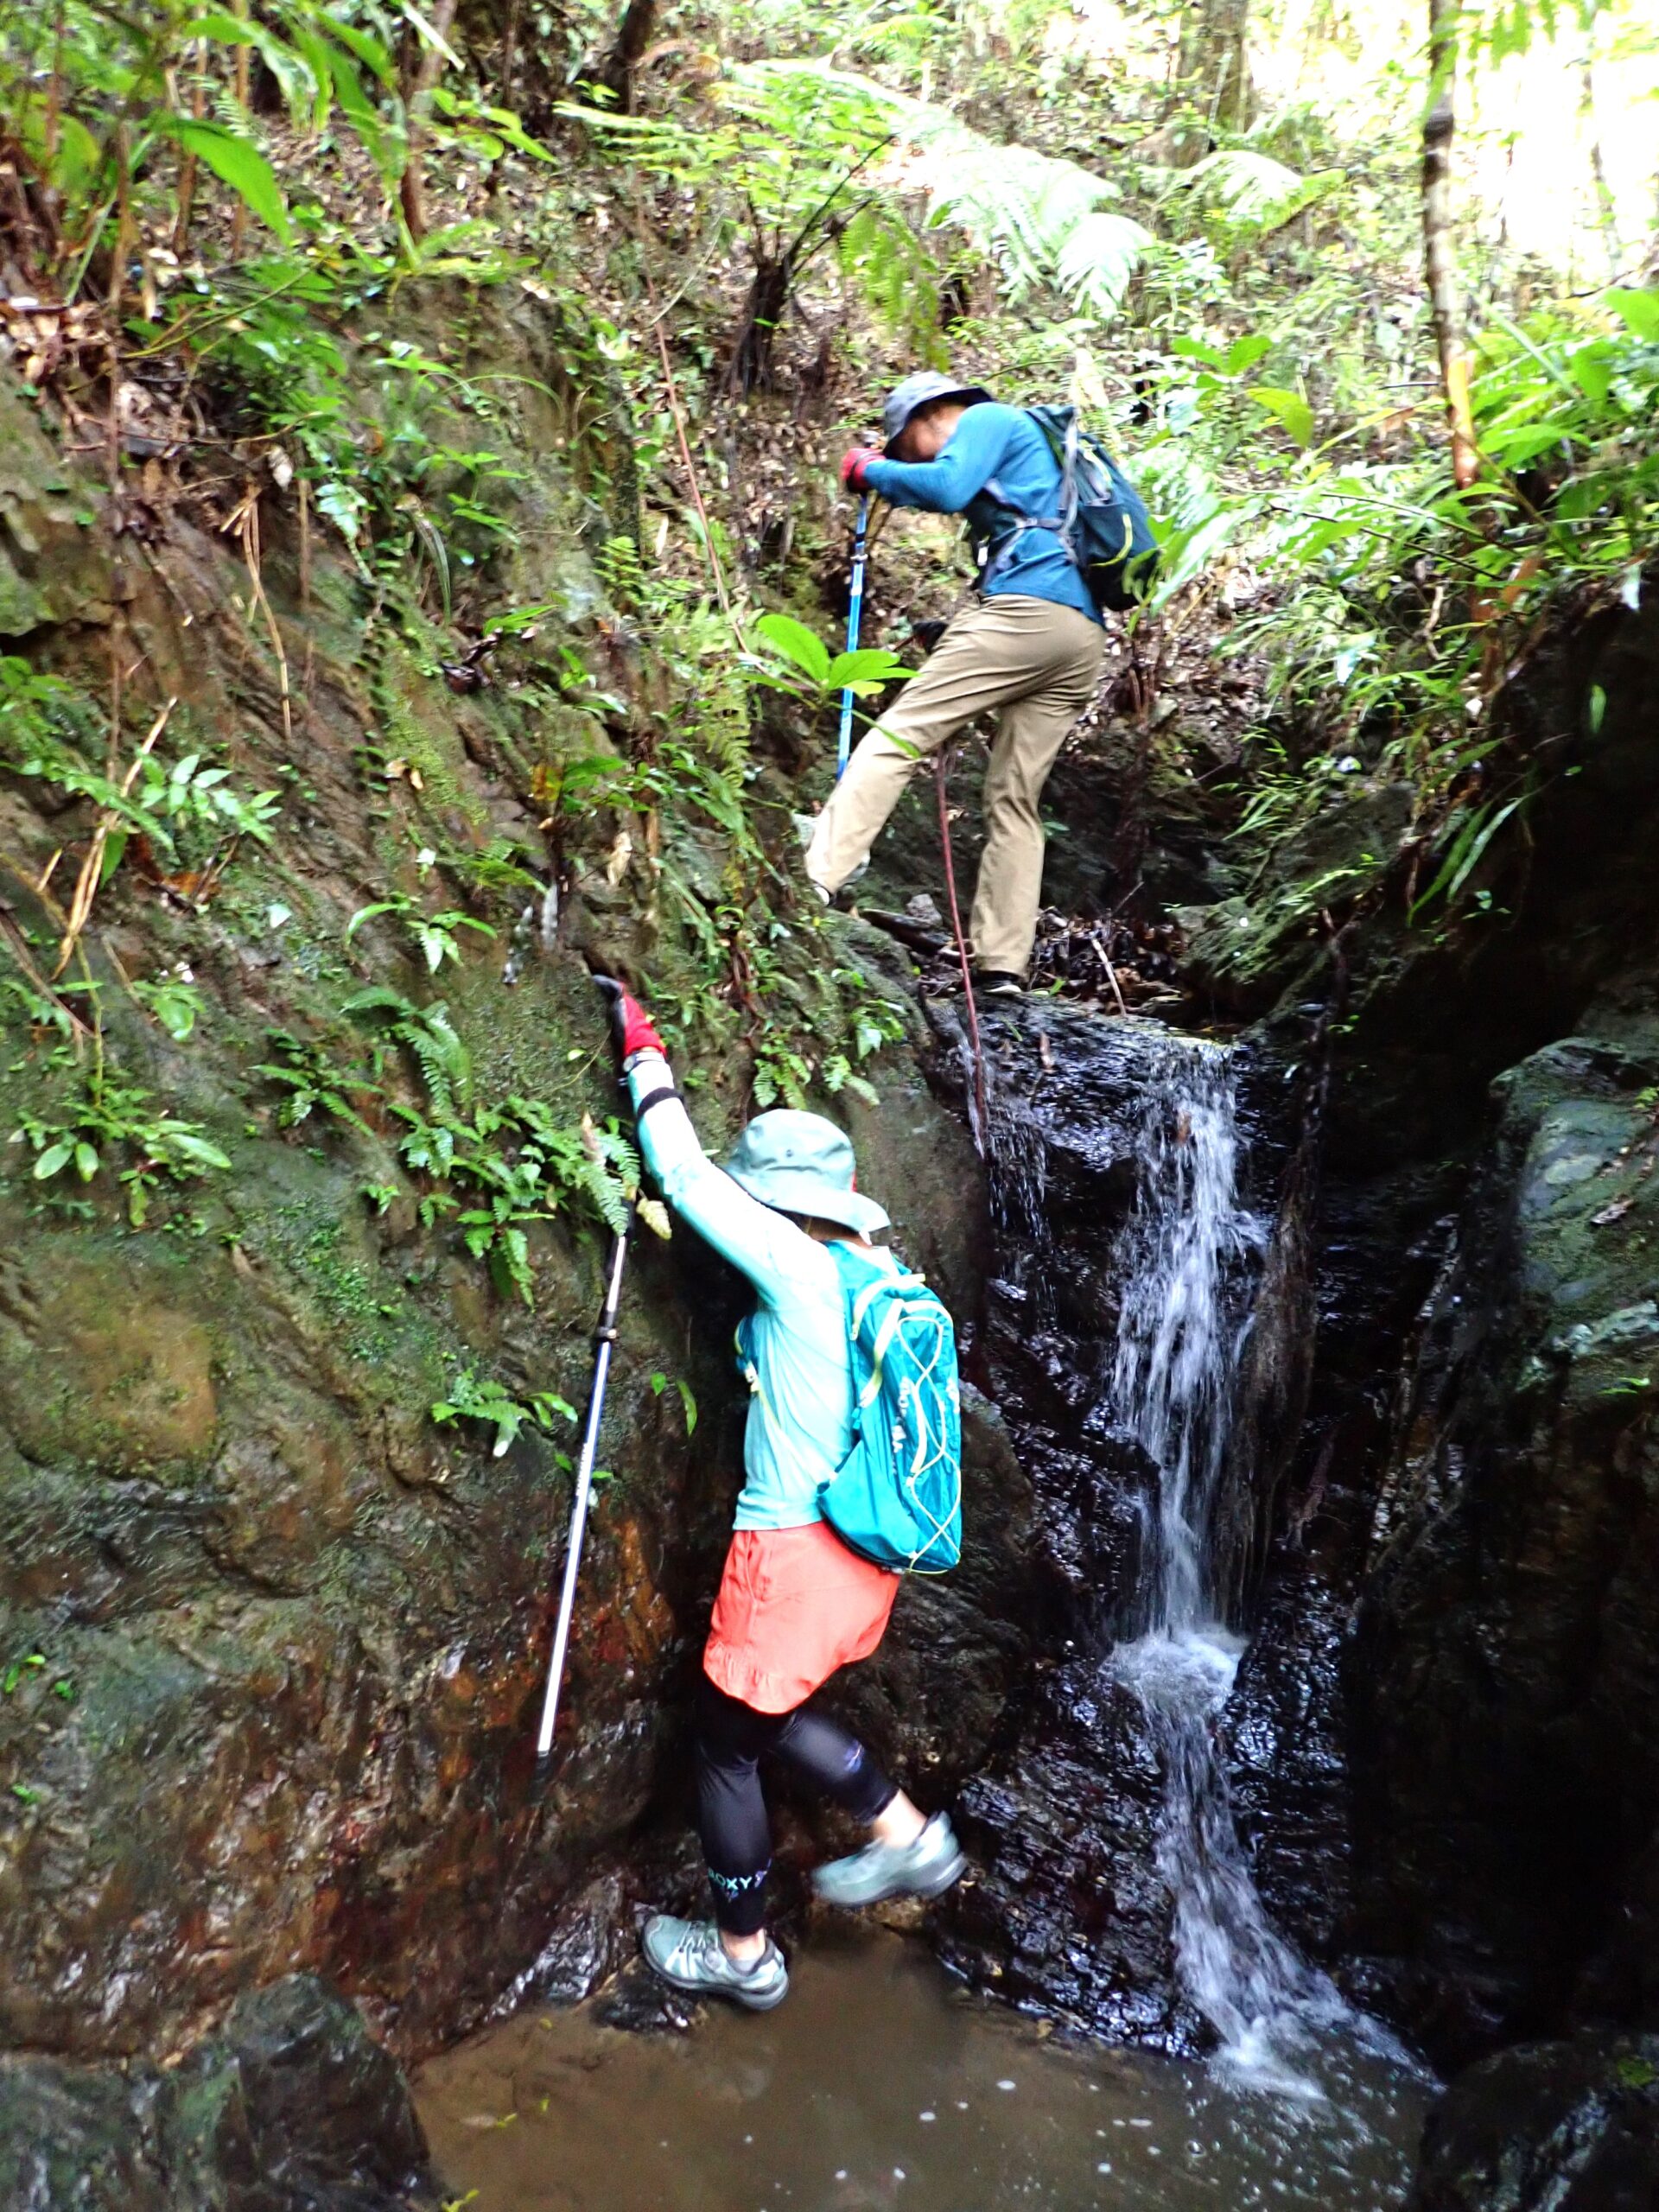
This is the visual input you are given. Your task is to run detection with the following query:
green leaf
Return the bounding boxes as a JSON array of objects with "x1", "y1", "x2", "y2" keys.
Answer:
[
  {"x1": 753, "y1": 612, "x2": 832, "y2": 685},
  {"x1": 165, "y1": 1133, "x2": 232, "y2": 1171},
  {"x1": 1567, "y1": 346, "x2": 1614, "y2": 408},
  {"x1": 1224, "y1": 334, "x2": 1273, "y2": 376},
  {"x1": 675, "y1": 1378, "x2": 698, "y2": 1436},
  {"x1": 48, "y1": 114, "x2": 102, "y2": 197},
  {"x1": 73, "y1": 1141, "x2": 99, "y2": 1181},
  {"x1": 158, "y1": 119, "x2": 291, "y2": 244},
  {"x1": 32, "y1": 1141, "x2": 73, "y2": 1180},
  {"x1": 346, "y1": 901, "x2": 401, "y2": 938},
  {"x1": 1248, "y1": 386, "x2": 1316, "y2": 449},
  {"x1": 398, "y1": 0, "x2": 462, "y2": 68},
  {"x1": 826, "y1": 646, "x2": 910, "y2": 695},
  {"x1": 324, "y1": 46, "x2": 393, "y2": 176},
  {"x1": 323, "y1": 17, "x2": 398, "y2": 88},
  {"x1": 99, "y1": 830, "x2": 128, "y2": 886},
  {"x1": 1411, "y1": 796, "x2": 1528, "y2": 920},
  {"x1": 1604, "y1": 288, "x2": 1659, "y2": 340}
]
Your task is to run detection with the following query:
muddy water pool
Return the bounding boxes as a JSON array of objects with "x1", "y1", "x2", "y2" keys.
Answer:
[{"x1": 416, "y1": 1929, "x2": 1430, "y2": 2212}]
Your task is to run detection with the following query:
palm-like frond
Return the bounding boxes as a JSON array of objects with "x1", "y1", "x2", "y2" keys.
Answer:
[
  {"x1": 741, "y1": 60, "x2": 1155, "y2": 321},
  {"x1": 1162, "y1": 149, "x2": 1341, "y2": 235}
]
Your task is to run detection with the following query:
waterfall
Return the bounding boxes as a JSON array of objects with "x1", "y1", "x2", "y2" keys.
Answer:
[{"x1": 1106, "y1": 1037, "x2": 1366, "y2": 2095}]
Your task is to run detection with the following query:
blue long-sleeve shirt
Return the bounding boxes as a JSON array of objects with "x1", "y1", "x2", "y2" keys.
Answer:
[
  {"x1": 626, "y1": 1052, "x2": 899, "y2": 1530},
  {"x1": 861, "y1": 401, "x2": 1101, "y2": 626}
]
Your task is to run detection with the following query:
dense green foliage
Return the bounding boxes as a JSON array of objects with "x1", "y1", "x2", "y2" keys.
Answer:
[{"x1": 0, "y1": 0, "x2": 1655, "y2": 1320}]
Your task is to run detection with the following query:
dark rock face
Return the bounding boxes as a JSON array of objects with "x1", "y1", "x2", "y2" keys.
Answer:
[
  {"x1": 1410, "y1": 2035, "x2": 1659, "y2": 2212},
  {"x1": 921, "y1": 1000, "x2": 1300, "y2": 2049},
  {"x1": 0, "y1": 1974, "x2": 435, "y2": 2210},
  {"x1": 1350, "y1": 1023, "x2": 1659, "y2": 2061}
]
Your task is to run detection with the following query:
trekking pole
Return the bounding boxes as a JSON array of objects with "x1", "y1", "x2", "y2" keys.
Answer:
[
  {"x1": 534, "y1": 1213, "x2": 632, "y2": 1776},
  {"x1": 935, "y1": 750, "x2": 989, "y2": 1154},
  {"x1": 835, "y1": 493, "x2": 871, "y2": 780}
]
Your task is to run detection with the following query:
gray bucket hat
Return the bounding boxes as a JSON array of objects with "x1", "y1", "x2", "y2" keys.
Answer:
[
  {"x1": 882, "y1": 371, "x2": 995, "y2": 450},
  {"x1": 724, "y1": 1109, "x2": 890, "y2": 1236}
]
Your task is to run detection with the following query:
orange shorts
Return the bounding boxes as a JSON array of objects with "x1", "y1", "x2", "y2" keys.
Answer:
[{"x1": 703, "y1": 1522, "x2": 899, "y2": 1714}]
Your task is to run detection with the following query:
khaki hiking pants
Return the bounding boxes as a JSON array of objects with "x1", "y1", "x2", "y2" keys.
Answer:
[{"x1": 804, "y1": 594, "x2": 1104, "y2": 976}]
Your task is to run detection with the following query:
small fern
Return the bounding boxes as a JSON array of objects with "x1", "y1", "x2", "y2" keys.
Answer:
[{"x1": 342, "y1": 987, "x2": 473, "y2": 1116}]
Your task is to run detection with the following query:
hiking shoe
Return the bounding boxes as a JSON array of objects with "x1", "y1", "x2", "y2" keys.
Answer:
[
  {"x1": 975, "y1": 970, "x2": 1025, "y2": 998},
  {"x1": 811, "y1": 1813, "x2": 967, "y2": 1910},
  {"x1": 640, "y1": 1916, "x2": 790, "y2": 2012}
]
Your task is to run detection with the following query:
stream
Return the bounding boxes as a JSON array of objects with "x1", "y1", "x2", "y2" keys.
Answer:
[
  {"x1": 416, "y1": 1017, "x2": 1431, "y2": 2208},
  {"x1": 415, "y1": 1929, "x2": 1428, "y2": 2211}
]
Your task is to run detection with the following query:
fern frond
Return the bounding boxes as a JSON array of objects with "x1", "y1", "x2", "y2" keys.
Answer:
[
  {"x1": 1054, "y1": 210, "x2": 1156, "y2": 320},
  {"x1": 1167, "y1": 150, "x2": 1342, "y2": 235},
  {"x1": 741, "y1": 60, "x2": 1154, "y2": 321},
  {"x1": 578, "y1": 1158, "x2": 632, "y2": 1236}
]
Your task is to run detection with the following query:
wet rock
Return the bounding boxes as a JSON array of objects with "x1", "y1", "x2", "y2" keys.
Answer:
[
  {"x1": 590, "y1": 1963, "x2": 702, "y2": 2036},
  {"x1": 922, "y1": 1001, "x2": 1295, "y2": 2049},
  {"x1": 0, "y1": 1974, "x2": 436, "y2": 2210},
  {"x1": 1410, "y1": 2034, "x2": 1659, "y2": 2212},
  {"x1": 938, "y1": 1657, "x2": 1210, "y2": 2052},
  {"x1": 1351, "y1": 1018, "x2": 1659, "y2": 2062}
]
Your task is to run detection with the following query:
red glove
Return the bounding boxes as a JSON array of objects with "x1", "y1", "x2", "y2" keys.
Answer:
[
  {"x1": 594, "y1": 975, "x2": 664, "y2": 1059},
  {"x1": 839, "y1": 447, "x2": 875, "y2": 492}
]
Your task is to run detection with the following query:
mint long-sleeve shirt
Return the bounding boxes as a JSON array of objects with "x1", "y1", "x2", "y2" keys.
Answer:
[
  {"x1": 861, "y1": 400, "x2": 1101, "y2": 626},
  {"x1": 626, "y1": 1053, "x2": 898, "y2": 1531}
]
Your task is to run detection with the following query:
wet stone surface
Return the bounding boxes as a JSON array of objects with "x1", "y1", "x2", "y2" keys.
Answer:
[{"x1": 0, "y1": 1974, "x2": 436, "y2": 2211}]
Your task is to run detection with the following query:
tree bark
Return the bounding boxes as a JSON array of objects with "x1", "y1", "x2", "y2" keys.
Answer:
[
  {"x1": 1421, "y1": 0, "x2": 1478, "y2": 487},
  {"x1": 1580, "y1": 62, "x2": 1622, "y2": 280},
  {"x1": 596, "y1": 0, "x2": 659, "y2": 118},
  {"x1": 1178, "y1": 0, "x2": 1251, "y2": 134},
  {"x1": 399, "y1": 0, "x2": 459, "y2": 245}
]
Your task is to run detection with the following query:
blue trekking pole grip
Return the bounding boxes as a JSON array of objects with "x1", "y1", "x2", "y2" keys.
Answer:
[{"x1": 835, "y1": 493, "x2": 870, "y2": 781}]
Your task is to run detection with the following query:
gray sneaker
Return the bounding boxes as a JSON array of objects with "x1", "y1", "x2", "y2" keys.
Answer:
[
  {"x1": 640, "y1": 1915, "x2": 790, "y2": 2012},
  {"x1": 811, "y1": 1813, "x2": 967, "y2": 1910}
]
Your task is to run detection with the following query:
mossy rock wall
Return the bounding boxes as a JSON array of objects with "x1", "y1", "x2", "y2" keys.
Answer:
[{"x1": 0, "y1": 344, "x2": 995, "y2": 2065}]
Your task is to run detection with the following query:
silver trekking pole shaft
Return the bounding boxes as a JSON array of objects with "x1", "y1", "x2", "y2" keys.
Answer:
[{"x1": 534, "y1": 1217, "x2": 632, "y2": 1774}]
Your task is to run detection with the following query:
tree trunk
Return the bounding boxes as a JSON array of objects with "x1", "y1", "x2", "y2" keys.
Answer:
[
  {"x1": 399, "y1": 0, "x2": 459, "y2": 245},
  {"x1": 1178, "y1": 0, "x2": 1251, "y2": 134},
  {"x1": 726, "y1": 253, "x2": 792, "y2": 396},
  {"x1": 1421, "y1": 0, "x2": 1478, "y2": 488},
  {"x1": 596, "y1": 0, "x2": 659, "y2": 117},
  {"x1": 1580, "y1": 62, "x2": 1622, "y2": 281}
]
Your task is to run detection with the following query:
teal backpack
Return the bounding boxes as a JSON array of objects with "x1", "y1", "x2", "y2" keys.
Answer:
[{"x1": 818, "y1": 1245, "x2": 962, "y2": 1575}]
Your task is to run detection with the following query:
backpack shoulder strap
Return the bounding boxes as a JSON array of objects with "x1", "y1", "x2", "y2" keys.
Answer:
[{"x1": 976, "y1": 407, "x2": 1080, "y2": 583}]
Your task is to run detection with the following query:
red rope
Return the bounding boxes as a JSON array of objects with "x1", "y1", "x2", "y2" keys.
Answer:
[{"x1": 936, "y1": 752, "x2": 988, "y2": 1153}]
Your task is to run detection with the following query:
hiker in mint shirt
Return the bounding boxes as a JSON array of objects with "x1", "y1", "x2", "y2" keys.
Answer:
[
  {"x1": 595, "y1": 976, "x2": 965, "y2": 2012},
  {"x1": 804, "y1": 372, "x2": 1106, "y2": 995}
]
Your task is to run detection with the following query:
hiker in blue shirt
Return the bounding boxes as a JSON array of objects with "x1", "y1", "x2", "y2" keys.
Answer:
[
  {"x1": 804, "y1": 374, "x2": 1107, "y2": 995},
  {"x1": 596, "y1": 979, "x2": 966, "y2": 2012}
]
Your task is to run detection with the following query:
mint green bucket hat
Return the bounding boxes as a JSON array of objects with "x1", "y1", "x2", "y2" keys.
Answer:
[{"x1": 724, "y1": 1109, "x2": 889, "y2": 1235}]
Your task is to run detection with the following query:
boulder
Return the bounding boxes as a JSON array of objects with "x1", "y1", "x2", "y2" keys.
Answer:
[
  {"x1": 0, "y1": 1974, "x2": 435, "y2": 2211},
  {"x1": 1411, "y1": 2034, "x2": 1659, "y2": 2212}
]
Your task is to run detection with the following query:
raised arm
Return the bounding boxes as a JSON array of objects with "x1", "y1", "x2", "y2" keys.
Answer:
[
  {"x1": 859, "y1": 403, "x2": 1016, "y2": 515},
  {"x1": 594, "y1": 978, "x2": 817, "y2": 1305}
]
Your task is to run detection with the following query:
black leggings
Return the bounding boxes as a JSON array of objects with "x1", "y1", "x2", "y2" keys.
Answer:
[{"x1": 695, "y1": 1676, "x2": 897, "y2": 1935}]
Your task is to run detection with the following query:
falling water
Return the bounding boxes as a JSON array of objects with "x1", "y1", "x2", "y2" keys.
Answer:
[{"x1": 1107, "y1": 1037, "x2": 1391, "y2": 2100}]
